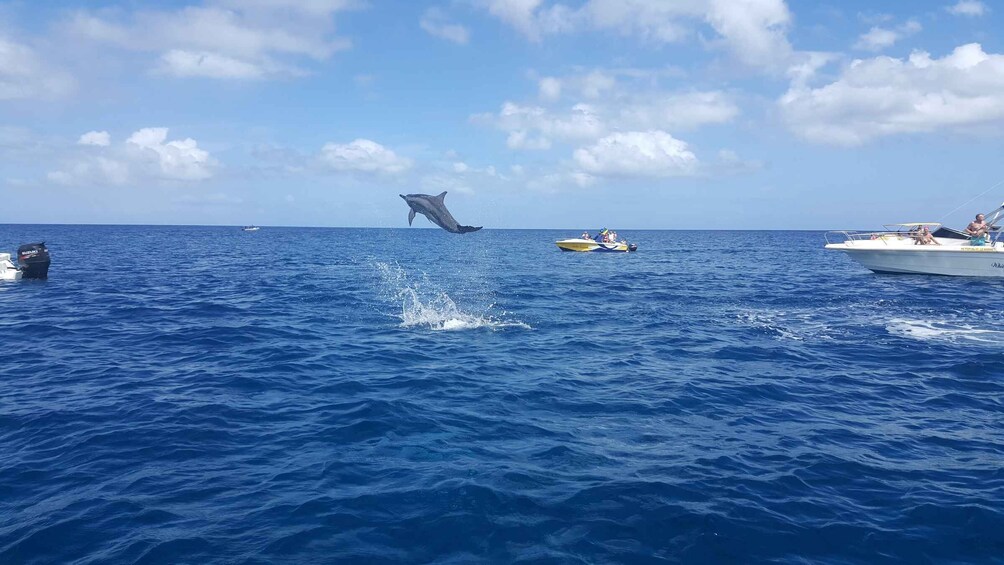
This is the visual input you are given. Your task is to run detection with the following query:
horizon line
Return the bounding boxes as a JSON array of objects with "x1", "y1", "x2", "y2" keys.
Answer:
[{"x1": 0, "y1": 222, "x2": 856, "y2": 232}]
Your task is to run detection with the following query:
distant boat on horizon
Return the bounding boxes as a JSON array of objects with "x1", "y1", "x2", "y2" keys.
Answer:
[{"x1": 241, "y1": 225, "x2": 260, "y2": 232}]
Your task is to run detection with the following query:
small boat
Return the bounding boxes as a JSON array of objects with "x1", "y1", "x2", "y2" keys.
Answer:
[
  {"x1": 825, "y1": 204, "x2": 1004, "y2": 277},
  {"x1": 1, "y1": 243, "x2": 50, "y2": 281},
  {"x1": 242, "y1": 225, "x2": 261, "y2": 232},
  {"x1": 556, "y1": 238, "x2": 638, "y2": 252}
]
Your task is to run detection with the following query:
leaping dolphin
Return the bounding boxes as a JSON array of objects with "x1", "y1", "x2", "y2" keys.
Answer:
[{"x1": 400, "y1": 192, "x2": 482, "y2": 234}]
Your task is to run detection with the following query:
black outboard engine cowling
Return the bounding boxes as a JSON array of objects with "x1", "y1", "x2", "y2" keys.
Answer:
[{"x1": 18, "y1": 242, "x2": 50, "y2": 279}]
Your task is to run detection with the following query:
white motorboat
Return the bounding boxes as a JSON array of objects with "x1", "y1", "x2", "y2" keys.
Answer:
[
  {"x1": 825, "y1": 204, "x2": 1004, "y2": 277},
  {"x1": 1, "y1": 253, "x2": 22, "y2": 281},
  {"x1": 242, "y1": 225, "x2": 260, "y2": 232}
]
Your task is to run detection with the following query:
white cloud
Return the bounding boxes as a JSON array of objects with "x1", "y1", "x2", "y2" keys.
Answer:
[
  {"x1": 615, "y1": 90, "x2": 739, "y2": 131},
  {"x1": 486, "y1": 0, "x2": 576, "y2": 41},
  {"x1": 577, "y1": 70, "x2": 616, "y2": 98},
  {"x1": 474, "y1": 77, "x2": 738, "y2": 150},
  {"x1": 47, "y1": 153, "x2": 130, "y2": 186},
  {"x1": 946, "y1": 1, "x2": 988, "y2": 17},
  {"x1": 127, "y1": 128, "x2": 215, "y2": 180},
  {"x1": 779, "y1": 43, "x2": 1004, "y2": 145},
  {"x1": 421, "y1": 8, "x2": 471, "y2": 44},
  {"x1": 473, "y1": 67, "x2": 742, "y2": 187},
  {"x1": 704, "y1": 0, "x2": 793, "y2": 71},
  {"x1": 422, "y1": 159, "x2": 506, "y2": 194},
  {"x1": 538, "y1": 76, "x2": 561, "y2": 101},
  {"x1": 78, "y1": 131, "x2": 111, "y2": 146},
  {"x1": 157, "y1": 50, "x2": 271, "y2": 79},
  {"x1": 573, "y1": 130, "x2": 698, "y2": 177},
  {"x1": 506, "y1": 130, "x2": 551, "y2": 150},
  {"x1": 481, "y1": 0, "x2": 794, "y2": 71},
  {"x1": 578, "y1": 0, "x2": 698, "y2": 42},
  {"x1": 854, "y1": 20, "x2": 921, "y2": 52},
  {"x1": 319, "y1": 139, "x2": 412, "y2": 174},
  {"x1": 715, "y1": 148, "x2": 762, "y2": 174},
  {"x1": 421, "y1": 173, "x2": 475, "y2": 194},
  {"x1": 64, "y1": 2, "x2": 357, "y2": 79},
  {"x1": 215, "y1": 0, "x2": 361, "y2": 17},
  {"x1": 48, "y1": 127, "x2": 216, "y2": 185},
  {"x1": 0, "y1": 37, "x2": 75, "y2": 100},
  {"x1": 476, "y1": 101, "x2": 603, "y2": 150}
]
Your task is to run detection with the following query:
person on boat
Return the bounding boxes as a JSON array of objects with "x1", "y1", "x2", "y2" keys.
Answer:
[
  {"x1": 914, "y1": 226, "x2": 940, "y2": 246},
  {"x1": 966, "y1": 213, "x2": 990, "y2": 245},
  {"x1": 580, "y1": 231, "x2": 592, "y2": 240},
  {"x1": 596, "y1": 228, "x2": 609, "y2": 242}
]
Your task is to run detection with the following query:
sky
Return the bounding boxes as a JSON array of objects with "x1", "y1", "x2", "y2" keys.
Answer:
[{"x1": 2, "y1": 0, "x2": 1004, "y2": 230}]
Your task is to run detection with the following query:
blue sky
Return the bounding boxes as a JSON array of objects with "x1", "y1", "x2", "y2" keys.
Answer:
[{"x1": 2, "y1": 0, "x2": 1003, "y2": 229}]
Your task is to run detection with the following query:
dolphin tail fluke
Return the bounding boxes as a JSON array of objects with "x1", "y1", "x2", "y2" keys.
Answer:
[
  {"x1": 408, "y1": 208, "x2": 416, "y2": 226},
  {"x1": 458, "y1": 225, "x2": 482, "y2": 234}
]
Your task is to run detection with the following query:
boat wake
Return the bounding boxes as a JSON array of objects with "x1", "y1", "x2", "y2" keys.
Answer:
[
  {"x1": 737, "y1": 306, "x2": 1004, "y2": 346},
  {"x1": 886, "y1": 318, "x2": 1004, "y2": 345},
  {"x1": 375, "y1": 262, "x2": 530, "y2": 331}
]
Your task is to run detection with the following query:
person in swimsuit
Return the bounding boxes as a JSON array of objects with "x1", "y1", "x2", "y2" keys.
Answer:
[
  {"x1": 914, "y1": 226, "x2": 940, "y2": 245},
  {"x1": 966, "y1": 213, "x2": 990, "y2": 246}
]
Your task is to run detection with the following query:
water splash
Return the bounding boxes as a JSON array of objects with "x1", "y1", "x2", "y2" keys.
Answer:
[{"x1": 375, "y1": 262, "x2": 529, "y2": 331}]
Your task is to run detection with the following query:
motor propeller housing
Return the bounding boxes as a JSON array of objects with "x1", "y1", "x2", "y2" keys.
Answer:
[{"x1": 17, "y1": 242, "x2": 50, "y2": 279}]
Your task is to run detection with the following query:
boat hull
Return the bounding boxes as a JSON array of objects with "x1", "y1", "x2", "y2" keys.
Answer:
[
  {"x1": 1, "y1": 253, "x2": 22, "y2": 281},
  {"x1": 556, "y1": 239, "x2": 630, "y2": 252},
  {"x1": 827, "y1": 243, "x2": 1004, "y2": 277}
]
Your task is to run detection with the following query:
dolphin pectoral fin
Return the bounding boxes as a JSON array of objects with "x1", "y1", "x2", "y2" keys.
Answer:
[
  {"x1": 408, "y1": 208, "x2": 416, "y2": 226},
  {"x1": 458, "y1": 225, "x2": 482, "y2": 234}
]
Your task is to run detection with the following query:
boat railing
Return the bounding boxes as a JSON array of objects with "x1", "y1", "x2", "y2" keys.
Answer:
[{"x1": 824, "y1": 230, "x2": 915, "y2": 245}]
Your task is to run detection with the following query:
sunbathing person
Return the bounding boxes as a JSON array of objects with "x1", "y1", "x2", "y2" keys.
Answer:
[{"x1": 914, "y1": 226, "x2": 940, "y2": 245}]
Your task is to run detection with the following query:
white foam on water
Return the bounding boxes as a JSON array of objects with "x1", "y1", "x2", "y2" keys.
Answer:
[
  {"x1": 886, "y1": 318, "x2": 1004, "y2": 345},
  {"x1": 736, "y1": 311, "x2": 805, "y2": 341},
  {"x1": 375, "y1": 262, "x2": 530, "y2": 332}
]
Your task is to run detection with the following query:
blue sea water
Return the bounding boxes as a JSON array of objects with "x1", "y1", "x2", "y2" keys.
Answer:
[{"x1": 0, "y1": 225, "x2": 1002, "y2": 564}]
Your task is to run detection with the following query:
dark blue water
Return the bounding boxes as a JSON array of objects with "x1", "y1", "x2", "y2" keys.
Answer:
[{"x1": 1, "y1": 225, "x2": 1002, "y2": 564}]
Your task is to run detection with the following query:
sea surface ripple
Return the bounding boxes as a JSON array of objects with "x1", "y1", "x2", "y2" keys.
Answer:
[{"x1": 1, "y1": 226, "x2": 1002, "y2": 564}]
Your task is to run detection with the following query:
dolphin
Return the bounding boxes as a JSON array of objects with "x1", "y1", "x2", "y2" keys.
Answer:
[{"x1": 400, "y1": 192, "x2": 482, "y2": 234}]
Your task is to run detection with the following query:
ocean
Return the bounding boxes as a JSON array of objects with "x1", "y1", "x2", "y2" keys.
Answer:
[{"x1": 1, "y1": 225, "x2": 1002, "y2": 564}]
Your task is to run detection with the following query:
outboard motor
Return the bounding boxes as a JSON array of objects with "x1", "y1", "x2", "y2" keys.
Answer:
[{"x1": 18, "y1": 242, "x2": 50, "y2": 279}]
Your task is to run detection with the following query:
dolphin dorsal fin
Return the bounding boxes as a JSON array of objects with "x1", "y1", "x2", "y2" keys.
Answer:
[{"x1": 436, "y1": 191, "x2": 447, "y2": 201}]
